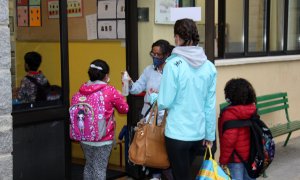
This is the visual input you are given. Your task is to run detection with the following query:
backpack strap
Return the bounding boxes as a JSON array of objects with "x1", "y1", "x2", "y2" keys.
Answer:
[
  {"x1": 222, "y1": 119, "x2": 252, "y2": 135},
  {"x1": 26, "y1": 75, "x2": 50, "y2": 87},
  {"x1": 26, "y1": 75, "x2": 41, "y2": 86}
]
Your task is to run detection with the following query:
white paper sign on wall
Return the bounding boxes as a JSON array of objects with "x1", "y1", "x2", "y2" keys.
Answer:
[{"x1": 170, "y1": 7, "x2": 201, "y2": 22}]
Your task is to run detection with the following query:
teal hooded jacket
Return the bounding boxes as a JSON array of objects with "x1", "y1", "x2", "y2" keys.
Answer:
[{"x1": 157, "y1": 46, "x2": 217, "y2": 141}]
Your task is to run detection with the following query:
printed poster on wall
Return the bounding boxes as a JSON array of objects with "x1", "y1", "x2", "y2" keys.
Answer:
[
  {"x1": 97, "y1": 20, "x2": 117, "y2": 39},
  {"x1": 17, "y1": 0, "x2": 41, "y2": 27},
  {"x1": 29, "y1": 0, "x2": 40, "y2": 5},
  {"x1": 29, "y1": 6, "x2": 41, "y2": 26},
  {"x1": 17, "y1": 0, "x2": 29, "y2": 6},
  {"x1": 96, "y1": 0, "x2": 125, "y2": 39},
  {"x1": 155, "y1": 0, "x2": 177, "y2": 24},
  {"x1": 47, "y1": 0, "x2": 83, "y2": 19},
  {"x1": 97, "y1": 0, "x2": 117, "y2": 19},
  {"x1": 17, "y1": 6, "x2": 29, "y2": 26},
  {"x1": 117, "y1": 20, "x2": 125, "y2": 39},
  {"x1": 86, "y1": 14, "x2": 97, "y2": 40},
  {"x1": 117, "y1": 0, "x2": 125, "y2": 18}
]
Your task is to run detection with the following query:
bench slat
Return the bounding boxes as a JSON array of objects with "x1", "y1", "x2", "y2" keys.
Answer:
[
  {"x1": 258, "y1": 104, "x2": 289, "y2": 115},
  {"x1": 256, "y1": 92, "x2": 287, "y2": 101},
  {"x1": 256, "y1": 99, "x2": 288, "y2": 109},
  {"x1": 270, "y1": 120, "x2": 300, "y2": 137}
]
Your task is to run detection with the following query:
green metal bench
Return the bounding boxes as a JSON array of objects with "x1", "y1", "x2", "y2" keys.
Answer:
[
  {"x1": 256, "y1": 92, "x2": 300, "y2": 146},
  {"x1": 219, "y1": 92, "x2": 300, "y2": 146}
]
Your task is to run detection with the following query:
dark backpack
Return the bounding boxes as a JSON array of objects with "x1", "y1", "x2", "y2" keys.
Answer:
[
  {"x1": 222, "y1": 114, "x2": 275, "y2": 178},
  {"x1": 26, "y1": 76, "x2": 61, "y2": 102}
]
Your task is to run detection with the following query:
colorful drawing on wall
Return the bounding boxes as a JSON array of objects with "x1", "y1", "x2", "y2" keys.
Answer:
[
  {"x1": 17, "y1": 0, "x2": 41, "y2": 27},
  {"x1": 48, "y1": 0, "x2": 59, "y2": 18},
  {"x1": 29, "y1": 0, "x2": 41, "y2": 5},
  {"x1": 48, "y1": 0, "x2": 83, "y2": 18},
  {"x1": 17, "y1": 6, "x2": 29, "y2": 27},
  {"x1": 67, "y1": 0, "x2": 83, "y2": 17},
  {"x1": 29, "y1": 6, "x2": 41, "y2": 26},
  {"x1": 17, "y1": 0, "x2": 29, "y2": 6}
]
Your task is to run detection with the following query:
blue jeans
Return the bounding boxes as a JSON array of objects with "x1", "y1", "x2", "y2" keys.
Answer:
[{"x1": 227, "y1": 163, "x2": 256, "y2": 180}]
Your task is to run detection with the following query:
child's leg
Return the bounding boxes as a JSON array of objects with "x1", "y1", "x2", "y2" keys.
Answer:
[
  {"x1": 243, "y1": 166, "x2": 256, "y2": 180},
  {"x1": 227, "y1": 163, "x2": 245, "y2": 180},
  {"x1": 81, "y1": 143, "x2": 113, "y2": 180}
]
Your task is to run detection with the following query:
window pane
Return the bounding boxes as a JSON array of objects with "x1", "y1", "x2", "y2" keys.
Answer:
[
  {"x1": 12, "y1": 0, "x2": 62, "y2": 110},
  {"x1": 287, "y1": 0, "x2": 300, "y2": 50},
  {"x1": 249, "y1": 0, "x2": 265, "y2": 52},
  {"x1": 270, "y1": 0, "x2": 285, "y2": 51},
  {"x1": 225, "y1": 0, "x2": 244, "y2": 53},
  {"x1": 181, "y1": 0, "x2": 194, "y2": 7}
]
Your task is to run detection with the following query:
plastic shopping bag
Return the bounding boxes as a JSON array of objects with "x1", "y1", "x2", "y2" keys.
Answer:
[{"x1": 195, "y1": 147, "x2": 231, "y2": 180}]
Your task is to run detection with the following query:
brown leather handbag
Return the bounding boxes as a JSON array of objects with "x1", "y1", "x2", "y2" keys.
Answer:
[{"x1": 128, "y1": 102, "x2": 170, "y2": 169}]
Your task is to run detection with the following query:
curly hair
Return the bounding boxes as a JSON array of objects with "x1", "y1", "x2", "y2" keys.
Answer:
[
  {"x1": 224, "y1": 78, "x2": 256, "y2": 105},
  {"x1": 174, "y1": 18, "x2": 200, "y2": 46}
]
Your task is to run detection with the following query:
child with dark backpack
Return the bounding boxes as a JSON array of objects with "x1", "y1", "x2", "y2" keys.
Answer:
[
  {"x1": 219, "y1": 78, "x2": 259, "y2": 180},
  {"x1": 69, "y1": 59, "x2": 129, "y2": 180},
  {"x1": 16, "y1": 51, "x2": 50, "y2": 103}
]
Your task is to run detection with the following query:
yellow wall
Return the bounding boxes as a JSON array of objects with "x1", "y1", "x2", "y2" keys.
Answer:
[
  {"x1": 16, "y1": 41, "x2": 127, "y2": 166},
  {"x1": 15, "y1": 42, "x2": 62, "y2": 86}
]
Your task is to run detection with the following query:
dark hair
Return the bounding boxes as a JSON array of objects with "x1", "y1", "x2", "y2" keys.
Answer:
[
  {"x1": 152, "y1": 39, "x2": 174, "y2": 57},
  {"x1": 174, "y1": 18, "x2": 200, "y2": 46},
  {"x1": 224, "y1": 78, "x2": 256, "y2": 105},
  {"x1": 88, "y1": 59, "x2": 110, "y2": 81},
  {"x1": 24, "y1": 51, "x2": 42, "y2": 71}
]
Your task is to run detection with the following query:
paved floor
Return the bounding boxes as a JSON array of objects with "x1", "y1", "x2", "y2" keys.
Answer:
[
  {"x1": 257, "y1": 137, "x2": 300, "y2": 180},
  {"x1": 115, "y1": 137, "x2": 300, "y2": 180}
]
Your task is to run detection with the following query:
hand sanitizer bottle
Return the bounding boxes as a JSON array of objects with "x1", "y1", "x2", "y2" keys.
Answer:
[{"x1": 122, "y1": 71, "x2": 130, "y2": 96}]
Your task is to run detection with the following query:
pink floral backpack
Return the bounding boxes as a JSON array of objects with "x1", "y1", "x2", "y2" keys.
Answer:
[{"x1": 69, "y1": 84, "x2": 107, "y2": 142}]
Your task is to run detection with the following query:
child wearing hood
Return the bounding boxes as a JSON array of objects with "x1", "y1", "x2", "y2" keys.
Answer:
[
  {"x1": 78, "y1": 59, "x2": 128, "y2": 180},
  {"x1": 155, "y1": 18, "x2": 217, "y2": 180}
]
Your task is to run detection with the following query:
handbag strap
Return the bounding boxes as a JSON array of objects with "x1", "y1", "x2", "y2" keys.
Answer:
[
  {"x1": 145, "y1": 101, "x2": 168, "y2": 128},
  {"x1": 160, "y1": 110, "x2": 167, "y2": 127}
]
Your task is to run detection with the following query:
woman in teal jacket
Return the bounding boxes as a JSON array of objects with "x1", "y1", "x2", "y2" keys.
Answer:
[{"x1": 157, "y1": 18, "x2": 217, "y2": 180}]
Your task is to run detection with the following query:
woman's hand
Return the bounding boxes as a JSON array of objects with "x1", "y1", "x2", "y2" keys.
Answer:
[
  {"x1": 203, "y1": 140, "x2": 213, "y2": 147},
  {"x1": 148, "y1": 88, "x2": 158, "y2": 94},
  {"x1": 121, "y1": 71, "x2": 133, "y2": 85}
]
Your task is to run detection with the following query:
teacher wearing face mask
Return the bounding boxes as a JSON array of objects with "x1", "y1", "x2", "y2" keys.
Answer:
[
  {"x1": 125, "y1": 39, "x2": 174, "y2": 180},
  {"x1": 127, "y1": 39, "x2": 174, "y2": 117}
]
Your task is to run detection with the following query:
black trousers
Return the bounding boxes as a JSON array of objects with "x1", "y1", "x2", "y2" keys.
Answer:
[{"x1": 165, "y1": 137, "x2": 205, "y2": 180}]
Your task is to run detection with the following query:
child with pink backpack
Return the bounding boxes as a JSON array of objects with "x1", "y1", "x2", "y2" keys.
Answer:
[{"x1": 69, "y1": 59, "x2": 129, "y2": 180}]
